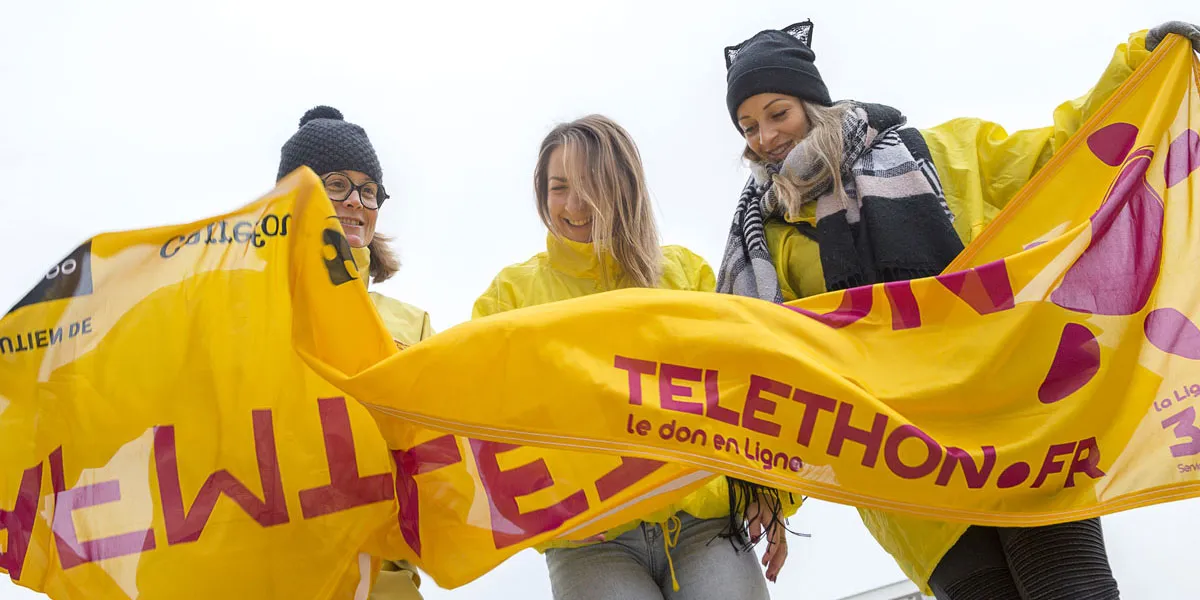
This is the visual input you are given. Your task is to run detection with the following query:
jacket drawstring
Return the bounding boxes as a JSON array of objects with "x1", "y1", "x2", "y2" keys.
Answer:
[{"x1": 661, "y1": 514, "x2": 682, "y2": 592}]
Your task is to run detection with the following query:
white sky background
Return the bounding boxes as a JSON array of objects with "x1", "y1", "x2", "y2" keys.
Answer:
[{"x1": 1, "y1": 0, "x2": 1198, "y2": 598}]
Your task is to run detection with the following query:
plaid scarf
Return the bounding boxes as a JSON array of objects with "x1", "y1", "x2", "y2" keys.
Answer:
[
  {"x1": 716, "y1": 102, "x2": 961, "y2": 299},
  {"x1": 714, "y1": 102, "x2": 964, "y2": 550}
]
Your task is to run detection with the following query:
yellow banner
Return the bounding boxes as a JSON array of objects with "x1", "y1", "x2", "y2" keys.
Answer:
[
  {"x1": 291, "y1": 36, "x2": 1200, "y2": 534},
  {"x1": 2, "y1": 34, "x2": 1199, "y2": 599},
  {"x1": 0, "y1": 157, "x2": 709, "y2": 596},
  {"x1": 0, "y1": 180, "x2": 400, "y2": 597}
]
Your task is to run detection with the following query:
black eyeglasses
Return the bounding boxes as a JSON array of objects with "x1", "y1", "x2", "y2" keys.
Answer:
[{"x1": 322, "y1": 172, "x2": 388, "y2": 210}]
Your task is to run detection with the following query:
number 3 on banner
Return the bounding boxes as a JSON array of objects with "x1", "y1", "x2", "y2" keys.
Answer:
[{"x1": 1162, "y1": 407, "x2": 1200, "y2": 458}]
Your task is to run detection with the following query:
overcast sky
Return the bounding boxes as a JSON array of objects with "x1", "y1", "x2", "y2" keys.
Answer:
[{"x1": 2, "y1": 0, "x2": 1197, "y2": 598}]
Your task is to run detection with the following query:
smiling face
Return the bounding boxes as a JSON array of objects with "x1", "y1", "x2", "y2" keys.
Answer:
[
  {"x1": 544, "y1": 146, "x2": 594, "y2": 243},
  {"x1": 322, "y1": 170, "x2": 378, "y2": 247},
  {"x1": 531, "y1": 115, "x2": 663, "y2": 288},
  {"x1": 736, "y1": 93, "x2": 811, "y2": 163}
]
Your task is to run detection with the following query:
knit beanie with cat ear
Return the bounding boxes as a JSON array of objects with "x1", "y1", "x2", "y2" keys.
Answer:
[{"x1": 724, "y1": 20, "x2": 832, "y2": 130}]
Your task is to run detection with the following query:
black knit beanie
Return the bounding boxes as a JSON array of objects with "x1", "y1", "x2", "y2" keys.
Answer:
[
  {"x1": 724, "y1": 20, "x2": 832, "y2": 131},
  {"x1": 276, "y1": 106, "x2": 383, "y2": 185}
]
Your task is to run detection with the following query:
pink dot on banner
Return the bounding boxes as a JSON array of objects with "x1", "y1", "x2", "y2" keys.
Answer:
[
  {"x1": 1038, "y1": 323, "x2": 1101, "y2": 404},
  {"x1": 1165, "y1": 129, "x2": 1200, "y2": 188},
  {"x1": 997, "y1": 462, "x2": 1032, "y2": 489},
  {"x1": 1087, "y1": 122, "x2": 1139, "y2": 166},
  {"x1": 1050, "y1": 148, "x2": 1163, "y2": 315},
  {"x1": 1145, "y1": 308, "x2": 1200, "y2": 360}
]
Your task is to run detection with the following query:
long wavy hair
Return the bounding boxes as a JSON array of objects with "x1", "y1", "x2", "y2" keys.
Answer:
[{"x1": 535, "y1": 115, "x2": 663, "y2": 289}]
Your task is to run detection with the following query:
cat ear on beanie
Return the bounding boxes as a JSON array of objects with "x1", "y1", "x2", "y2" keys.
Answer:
[
  {"x1": 781, "y1": 20, "x2": 813, "y2": 46},
  {"x1": 724, "y1": 44, "x2": 744, "y2": 70},
  {"x1": 725, "y1": 20, "x2": 815, "y2": 70},
  {"x1": 724, "y1": 19, "x2": 831, "y2": 130}
]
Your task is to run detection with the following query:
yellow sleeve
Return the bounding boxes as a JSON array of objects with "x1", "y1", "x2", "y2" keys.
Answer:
[
  {"x1": 369, "y1": 561, "x2": 423, "y2": 600},
  {"x1": 418, "y1": 312, "x2": 434, "y2": 340},
  {"x1": 471, "y1": 274, "x2": 517, "y2": 320},
  {"x1": 921, "y1": 30, "x2": 1152, "y2": 244},
  {"x1": 660, "y1": 246, "x2": 717, "y2": 292},
  {"x1": 684, "y1": 249, "x2": 717, "y2": 292},
  {"x1": 780, "y1": 489, "x2": 805, "y2": 519}
]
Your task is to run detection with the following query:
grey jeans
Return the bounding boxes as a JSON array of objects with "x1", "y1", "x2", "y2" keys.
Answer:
[{"x1": 545, "y1": 513, "x2": 770, "y2": 600}]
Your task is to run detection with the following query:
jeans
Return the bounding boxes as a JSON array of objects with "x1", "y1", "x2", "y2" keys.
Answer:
[
  {"x1": 545, "y1": 513, "x2": 769, "y2": 600},
  {"x1": 928, "y1": 518, "x2": 1119, "y2": 600}
]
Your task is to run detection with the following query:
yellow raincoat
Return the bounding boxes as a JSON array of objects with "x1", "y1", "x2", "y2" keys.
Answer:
[
  {"x1": 350, "y1": 246, "x2": 433, "y2": 600},
  {"x1": 472, "y1": 233, "x2": 801, "y2": 548},
  {"x1": 764, "y1": 31, "x2": 1154, "y2": 592}
]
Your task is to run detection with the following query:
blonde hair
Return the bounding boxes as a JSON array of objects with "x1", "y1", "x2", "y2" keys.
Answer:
[
  {"x1": 367, "y1": 232, "x2": 400, "y2": 284},
  {"x1": 535, "y1": 115, "x2": 663, "y2": 289},
  {"x1": 743, "y1": 102, "x2": 851, "y2": 217}
]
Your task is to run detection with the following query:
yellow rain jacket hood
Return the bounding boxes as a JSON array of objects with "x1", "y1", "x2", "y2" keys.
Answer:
[
  {"x1": 761, "y1": 30, "x2": 1155, "y2": 593},
  {"x1": 472, "y1": 233, "x2": 801, "y2": 548},
  {"x1": 473, "y1": 234, "x2": 715, "y2": 315}
]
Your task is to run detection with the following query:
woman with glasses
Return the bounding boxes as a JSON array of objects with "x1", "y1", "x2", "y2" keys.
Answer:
[
  {"x1": 276, "y1": 105, "x2": 431, "y2": 600},
  {"x1": 277, "y1": 105, "x2": 432, "y2": 349}
]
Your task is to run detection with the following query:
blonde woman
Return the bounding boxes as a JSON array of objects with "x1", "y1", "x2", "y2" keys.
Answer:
[
  {"x1": 472, "y1": 115, "x2": 794, "y2": 599},
  {"x1": 718, "y1": 20, "x2": 1200, "y2": 600}
]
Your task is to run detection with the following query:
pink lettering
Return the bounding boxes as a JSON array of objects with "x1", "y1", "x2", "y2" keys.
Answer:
[
  {"x1": 935, "y1": 447, "x2": 998, "y2": 488},
  {"x1": 595, "y1": 457, "x2": 666, "y2": 502},
  {"x1": 786, "y1": 286, "x2": 873, "y2": 329},
  {"x1": 1031, "y1": 442, "x2": 1077, "y2": 488},
  {"x1": 1162, "y1": 407, "x2": 1200, "y2": 458},
  {"x1": 883, "y1": 425, "x2": 942, "y2": 479},
  {"x1": 298, "y1": 397, "x2": 395, "y2": 519},
  {"x1": 827, "y1": 404, "x2": 888, "y2": 468},
  {"x1": 884, "y1": 281, "x2": 922, "y2": 330},
  {"x1": 936, "y1": 260, "x2": 1016, "y2": 316},
  {"x1": 392, "y1": 435, "x2": 463, "y2": 557},
  {"x1": 705, "y1": 370, "x2": 739, "y2": 426},
  {"x1": 469, "y1": 440, "x2": 589, "y2": 549},
  {"x1": 50, "y1": 448, "x2": 155, "y2": 569},
  {"x1": 743, "y1": 375, "x2": 788, "y2": 437},
  {"x1": 0, "y1": 463, "x2": 43, "y2": 580},
  {"x1": 155, "y1": 410, "x2": 288, "y2": 545},
  {"x1": 615, "y1": 356, "x2": 657, "y2": 406},
  {"x1": 792, "y1": 389, "x2": 837, "y2": 446},
  {"x1": 659, "y1": 363, "x2": 703, "y2": 415},
  {"x1": 1065, "y1": 437, "x2": 1105, "y2": 487}
]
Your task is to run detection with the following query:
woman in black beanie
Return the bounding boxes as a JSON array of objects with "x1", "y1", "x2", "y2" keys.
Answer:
[
  {"x1": 717, "y1": 19, "x2": 1200, "y2": 600},
  {"x1": 278, "y1": 105, "x2": 433, "y2": 600}
]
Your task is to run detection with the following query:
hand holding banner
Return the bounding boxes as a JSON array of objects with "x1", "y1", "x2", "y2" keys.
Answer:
[
  {"x1": 292, "y1": 32, "x2": 1200, "y2": 534},
  {"x1": 2, "y1": 32, "x2": 1199, "y2": 600}
]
